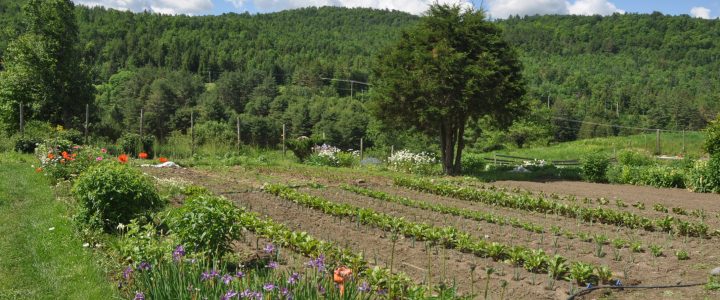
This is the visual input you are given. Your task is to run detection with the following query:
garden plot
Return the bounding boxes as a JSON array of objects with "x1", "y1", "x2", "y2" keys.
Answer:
[{"x1": 145, "y1": 166, "x2": 720, "y2": 299}]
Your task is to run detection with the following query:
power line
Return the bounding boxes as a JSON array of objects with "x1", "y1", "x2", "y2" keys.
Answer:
[{"x1": 551, "y1": 117, "x2": 701, "y2": 133}]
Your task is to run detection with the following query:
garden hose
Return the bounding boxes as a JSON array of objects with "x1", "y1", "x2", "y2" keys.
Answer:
[{"x1": 566, "y1": 282, "x2": 706, "y2": 300}]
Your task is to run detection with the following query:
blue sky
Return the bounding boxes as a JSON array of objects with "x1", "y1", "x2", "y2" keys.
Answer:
[{"x1": 73, "y1": 1, "x2": 720, "y2": 19}]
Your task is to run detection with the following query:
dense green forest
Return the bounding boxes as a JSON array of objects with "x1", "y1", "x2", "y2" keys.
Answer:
[{"x1": 1, "y1": 0, "x2": 719, "y2": 154}]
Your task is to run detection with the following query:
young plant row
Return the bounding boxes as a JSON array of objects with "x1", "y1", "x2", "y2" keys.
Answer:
[
  {"x1": 339, "y1": 184, "x2": 544, "y2": 233},
  {"x1": 264, "y1": 184, "x2": 610, "y2": 286},
  {"x1": 394, "y1": 177, "x2": 712, "y2": 238},
  {"x1": 229, "y1": 198, "x2": 423, "y2": 296}
]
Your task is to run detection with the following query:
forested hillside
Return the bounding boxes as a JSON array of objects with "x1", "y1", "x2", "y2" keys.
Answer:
[{"x1": 1, "y1": 0, "x2": 719, "y2": 152}]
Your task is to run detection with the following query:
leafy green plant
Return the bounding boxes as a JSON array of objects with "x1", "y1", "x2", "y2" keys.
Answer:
[
  {"x1": 654, "y1": 203, "x2": 668, "y2": 213},
  {"x1": 675, "y1": 249, "x2": 689, "y2": 260},
  {"x1": 596, "y1": 265, "x2": 613, "y2": 284},
  {"x1": 547, "y1": 255, "x2": 568, "y2": 280},
  {"x1": 581, "y1": 152, "x2": 610, "y2": 183},
  {"x1": 704, "y1": 116, "x2": 720, "y2": 156},
  {"x1": 649, "y1": 245, "x2": 663, "y2": 257},
  {"x1": 118, "y1": 132, "x2": 155, "y2": 157},
  {"x1": 167, "y1": 194, "x2": 243, "y2": 257},
  {"x1": 72, "y1": 163, "x2": 163, "y2": 231},
  {"x1": 286, "y1": 136, "x2": 317, "y2": 162},
  {"x1": 568, "y1": 262, "x2": 596, "y2": 286},
  {"x1": 630, "y1": 242, "x2": 643, "y2": 253}
]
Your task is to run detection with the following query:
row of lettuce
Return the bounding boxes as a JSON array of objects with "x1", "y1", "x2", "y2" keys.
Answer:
[
  {"x1": 264, "y1": 184, "x2": 617, "y2": 287},
  {"x1": 32, "y1": 139, "x2": 436, "y2": 299}
]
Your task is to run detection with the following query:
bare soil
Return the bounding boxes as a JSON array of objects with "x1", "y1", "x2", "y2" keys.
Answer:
[{"x1": 145, "y1": 166, "x2": 720, "y2": 299}]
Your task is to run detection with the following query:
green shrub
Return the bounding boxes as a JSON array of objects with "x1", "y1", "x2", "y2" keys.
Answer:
[
  {"x1": 57, "y1": 128, "x2": 84, "y2": 145},
  {"x1": 608, "y1": 165, "x2": 685, "y2": 188},
  {"x1": 704, "y1": 117, "x2": 720, "y2": 156},
  {"x1": 286, "y1": 136, "x2": 317, "y2": 162},
  {"x1": 118, "y1": 133, "x2": 155, "y2": 157},
  {"x1": 118, "y1": 218, "x2": 175, "y2": 264},
  {"x1": 72, "y1": 163, "x2": 163, "y2": 231},
  {"x1": 461, "y1": 153, "x2": 485, "y2": 175},
  {"x1": 336, "y1": 151, "x2": 359, "y2": 167},
  {"x1": 581, "y1": 152, "x2": 610, "y2": 182},
  {"x1": 686, "y1": 155, "x2": 720, "y2": 193},
  {"x1": 14, "y1": 137, "x2": 42, "y2": 153},
  {"x1": 166, "y1": 194, "x2": 243, "y2": 257},
  {"x1": 306, "y1": 153, "x2": 340, "y2": 167},
  {"x1": 617, "y1": 150, "x2": 653, "y2": 166}
]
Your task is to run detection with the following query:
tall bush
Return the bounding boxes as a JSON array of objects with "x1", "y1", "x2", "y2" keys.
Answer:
[
  {"x1": 118, "y1": 133, "x2": 155, "y2": 157},
  {"x1": 704, "y1": 117, "x2": 720, "y2": 156},
  {"x1": 581, "y1": 152, "x2": 610, "y2": 183},
  {"x1": 72, "y1": 163, "x2": 163, "y2": 231},
  {"x1": 166, "y1": 194, "x2": 243, "y2": 257}
]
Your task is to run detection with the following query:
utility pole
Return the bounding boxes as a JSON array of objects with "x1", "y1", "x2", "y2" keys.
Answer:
[
  {"x1": 237, "y1": 116, "x2": 241, "y2": 153},
  {"x1": 282, "y1": 123, "x2": 286, "y2": 157},
  {"x1": 84, "y1": 104, "x2": 89, "y2": 145},
  {"x1": 682, "y1": 130, "x2": 686, "y2": 154},
  {"x1": 19, "y1": 102, "x2": 24, "y2": 137},
  {"x1": 190, "y1": 110, "x2": 195, "y2": 157},
  {"x1": 351, "y1": 81, "x2": 354, "y2": 99},
  {"x1": 547, "y1": 94, "x2": 550, "y2": 109},
  {"x1": 139, "y1": 108, "x2": 144, "y2": 138},
  {"x1": 360, "y1": 138, "x2": 364, "y2": 160},
  {"x1": 655, "y1": 129, "x2": 660, "y2": 155}
]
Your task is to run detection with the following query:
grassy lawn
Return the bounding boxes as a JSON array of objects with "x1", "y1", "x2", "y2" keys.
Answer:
[
  {"x1": 0, "y1": 153, "x2": 116, "y2": 299},
  {"x1": 481, "y1": 131, "x2": 706, "y2": 161}
]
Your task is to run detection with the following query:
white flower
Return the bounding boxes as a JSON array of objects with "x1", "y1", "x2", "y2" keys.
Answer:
[
  {"x1": 82, "y1": 243, "x2": 90, "y2": 247},
  {"x1": 48, "y1": 227, "x2": 55, "y2": 231}
]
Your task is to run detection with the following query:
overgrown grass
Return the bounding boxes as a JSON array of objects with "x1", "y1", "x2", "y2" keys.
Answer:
[
  {"x1": 0, "y1": 153, "x2": 116, "y2": 299},
  {"x1": 482, "y1": 132, "x2": 706, "y2": 161}
]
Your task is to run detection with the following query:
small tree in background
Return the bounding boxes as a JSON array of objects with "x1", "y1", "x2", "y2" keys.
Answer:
[
  {"x1": 370, "y1": 4, "x2": 526, "y2": 175},
  {"x1": 704, "y1": 116, "x2": 720, "y2": 156}
]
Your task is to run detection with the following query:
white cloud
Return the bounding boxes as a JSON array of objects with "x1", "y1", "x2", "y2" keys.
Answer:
[
  {"x1": 567, "y1": 0, "x2": 624, "y2": 16},
  {"x1": 487, "y1": 0, "x2": 623, "y2": 19},
  {"x1": 690, "y1": 6, "x2": 711, "y2": 19},
  {"x1": 74, "y1": 0, "x2": 213, "y2": 15}
]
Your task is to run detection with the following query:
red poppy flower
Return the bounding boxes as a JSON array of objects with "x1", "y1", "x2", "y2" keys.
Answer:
[
  {"x1": 158, "y1": 157, "x2": 168, "y2": 163},
  {"x1": 118, "y1": 154, "x2": 129, "y2": 163},
  {"x1": 47, "y1": 153, "x2": 55, "y2": 159},
  {"x1": 138, "y1": 152, "x2": 148, "y2": 159}
]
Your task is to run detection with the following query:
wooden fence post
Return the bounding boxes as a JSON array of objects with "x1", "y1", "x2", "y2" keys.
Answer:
[
  {"x1": 139, "y1": 108, "x2": 144, "y2": 137},
  {"x1": 84, "y1": 104, "x2": 89, "y2": 145},
  {"x1": 19, "y1": 102, "x2": 24, "y2": 137},
  {"x1": 655, "y1": 129, "x2": 660, "y2": 155},
  {"x1": 190, "y1": 110, "x2": 195, "y2": 157},
  {"x1": 236, "y1": 116, "x2": 241, "y2": 153},
  {"x1": 282, "y1": 123, "x2": 286, "y2": 157},
  {"x1": 360, "y1": 138, "x2": 364, "y2": 161}
]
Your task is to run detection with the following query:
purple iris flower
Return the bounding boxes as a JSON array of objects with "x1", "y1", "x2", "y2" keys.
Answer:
[
  {"x1": 266, "y1": 261, "x2": 279, "y2": 269},
  {"x1": 221, "y1": 290, "x2": 238, "y2": 300},
  {"x1": 305, "y1": 255, "x2": 325, "y2": 272},
  {"x1": 236, "y1": 271, "x2": 245, "y2": 279},
  {"x1": 263, "y1": 283, "x2": 275, "y2": 291},
  {"x1": 264, "y1": 243, "x2": 275, "y2": 254},
  {"x1": 172, "y1": 245, "x2": 185, "y2": 261},
  {"x1": 123, "y1": 266, "x2": 133, "y2": 279},
  {"x1": 134, "y1": 292, "x2": 145, "y2": 300},
  {"x1": 222, "y1": 274, "x2": 234, "y2": 285},
  {"x1": 287, "y1": 272, "x2": 300, "y2": 285},
  {"x1": 358, "y1": 281, "x2": 370, "y2": 292},
  {"x1": 137, "y1": 262, "x2": 151, "y2": 271}
]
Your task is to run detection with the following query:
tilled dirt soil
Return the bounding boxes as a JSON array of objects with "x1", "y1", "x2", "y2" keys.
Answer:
[{"x1": 146, "y1": 166, "x2": 720, "y2": 299}]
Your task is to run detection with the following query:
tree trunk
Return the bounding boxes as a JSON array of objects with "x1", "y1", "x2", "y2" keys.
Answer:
[{"x1": 453, "y1": 120, "x2": 466, "y2": 174}]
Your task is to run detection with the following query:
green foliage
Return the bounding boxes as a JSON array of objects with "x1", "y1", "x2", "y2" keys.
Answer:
[
  {"x1": 286, "y1": 137, "x2": 317, "y2": 162},
  {"x1": 581, "y1": 152, "x2": 610, "y2": 183},
  {"x1": 371, "y1": 4, "x2": 525, "y2": 174},
  {"x1": 686, "y1": 155, "x2": 720, "y2": 193},
  {"x1": 704, "y1": 117, "x2": 720, "y2": 156},
  {"x1": 118, "y1": 218, "x2": 175, "y2": 264},
  {"x1": 166, "y1": 195, "x2": 243, "y2": 257},
  {"x1": 617, "y1": 150, "x2": 653, "y2": 166},
  {"x1": 460, "y1": 153, "x2": 486, "y2": 175},
  {"x1": 607, "y1": 165, "x2": 686, "y2": 188},
  {"x1": 117, "y1": 132, "x2": 155, "y2": 157},
  {"x1": 14, "y1": 137, "x2": 42, "y2": 153},
  {"x1": 72, "y1": 163, "x2": 163, "y2": 231}
]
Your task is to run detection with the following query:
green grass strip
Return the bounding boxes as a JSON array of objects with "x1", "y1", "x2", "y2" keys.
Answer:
[{"x1": 0, "y1": 155, "x2": 116, "y2": 299}]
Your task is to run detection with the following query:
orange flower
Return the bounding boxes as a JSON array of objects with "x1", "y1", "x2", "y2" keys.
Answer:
[
  {"x1": 71, "y1": 153, "x2": 77, "y2": 158},
  {"x1": 158, "y1": 157, "x2": 168, "y2": 163},
  {"x1": 118, "y1": 154, "x2": 129, "y2": 163},
  {"x1": 138, "y1": 152, "x2": 148, "y2": 159},
  {"x1": 47, "y1": 153, "x2": 55, "y2": 159},
  {"x1": 333, "y1": 266, "x2": 353, "y2": 296},
  {"x1": 35, "y1": 167, "x2": 43, "y2": 173},
  {"x1": 62, "y1": 151, "x2": 70, "y2": 160},
  {"x1": 60, "y1": 159, "x2": 66, "y2": 164}
]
